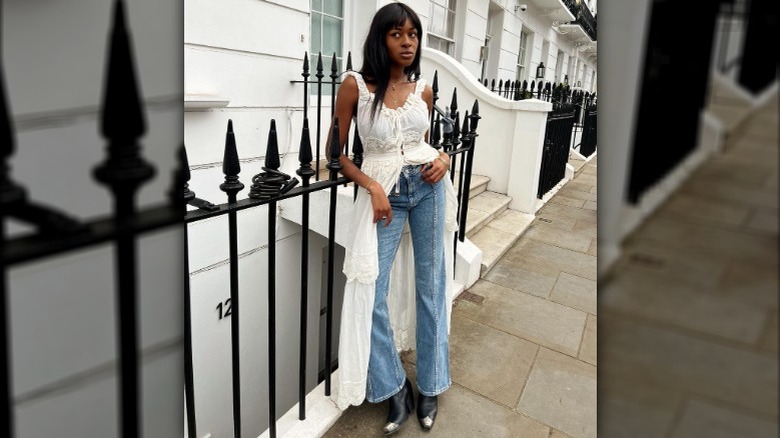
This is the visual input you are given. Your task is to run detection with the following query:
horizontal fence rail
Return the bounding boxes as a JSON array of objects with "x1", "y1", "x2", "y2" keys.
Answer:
[{"x1": 1, "y1": 2, "x2": 181, "y2": 437}]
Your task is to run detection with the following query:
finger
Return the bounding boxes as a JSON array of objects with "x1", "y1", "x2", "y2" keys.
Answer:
[{"x1": 384, "y1": 211, "x2": 392, "y2": 227}]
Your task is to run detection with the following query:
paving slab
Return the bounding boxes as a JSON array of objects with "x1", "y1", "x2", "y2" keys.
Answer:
[
  {"x1": 549, "y1": 195, "x2": 586, "y2": 208},
  {"x1": 599, "y1": 315, "x2": 778, "y2": 417},
  {"x1": 449, "y1": 314, "x2": 538, "y2": 408},
  {"x1": 525, "y1": 222, "x2": 592, "y2": 253},
  {"x1": 579, "y1": 314, "x2": 596, "y2": 366},
  {"x1": 669, "y1": 398, "x2": 778, "y2": 438},
  {"x1": 323, "y1": 379, "x2": 551, "y2": 438},
  {"x1": 453, "y1": 280, "x2": 587, "y2": 357},
  {"x1": 550, "y1": 272, "x2": 597, "y2": 315},
  {"x1": 483, "y1": 262, "x2": 558, "y2": 298},
  {"x1": 502, "y1": 239, "x2": 597, "y2": 281},
  {"x1": 517, "y1": 347, "x2": 597, "y2": 438},
  {"x1": 556, "y1": 188, "x2": 597, "y2": 202}
]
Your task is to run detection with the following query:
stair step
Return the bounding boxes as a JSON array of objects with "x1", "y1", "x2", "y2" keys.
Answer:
[
  {"x1": 464, "y1": 191, "x2": 512, "y2": 238},
  {"x1": 469, "y1": 209, "x2": 535, "y2": 277},
  {"x1": 452, "y1": 172, "x2": 490, "y2": 199}
]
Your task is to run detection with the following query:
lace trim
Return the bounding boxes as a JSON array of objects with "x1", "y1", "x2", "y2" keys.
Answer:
[
  {"x1": 361, "y1": 134, "x2": 425, "y2": 154},
  {"x1": 343, "y1": 250, "x2": 378, "y2": 284},
  {"x1": 333, "y1": 378, "x2": 367, "y2": 410}
]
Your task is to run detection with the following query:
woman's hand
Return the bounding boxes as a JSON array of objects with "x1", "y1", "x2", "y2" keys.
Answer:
[
  {"x1": 370, "y1": 185, "x2": 392, "y2": 226},
  {"x1": 421, "y1": 152, "x2": 450, "y2": 184}
]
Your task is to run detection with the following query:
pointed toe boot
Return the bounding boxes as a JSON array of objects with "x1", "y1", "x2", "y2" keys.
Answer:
[
  {"x1": 382, "y1": 379, "x2": 414, "y2": 435},
  {"x1": 416, "y1": 393, "x2": 438, "y2": 431}
]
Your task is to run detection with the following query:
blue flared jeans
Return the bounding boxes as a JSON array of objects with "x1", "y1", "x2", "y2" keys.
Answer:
[{"x1": 366, "y1": 164, "x2": 451, "y2": 403}]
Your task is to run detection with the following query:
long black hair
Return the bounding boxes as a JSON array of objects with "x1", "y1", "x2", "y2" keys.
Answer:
[{"x1": 359, "y1": 2, "x2": 423, "y2": 119}]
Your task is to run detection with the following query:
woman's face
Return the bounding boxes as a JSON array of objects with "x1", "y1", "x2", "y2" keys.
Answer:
[{"x1": 385, "y1": 19, "x2": 419, "y2": 68}]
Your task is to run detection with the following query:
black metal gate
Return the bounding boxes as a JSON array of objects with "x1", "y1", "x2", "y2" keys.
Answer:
[{"x1": 537, "y1": 103, "x2": 577, "y2": 199}]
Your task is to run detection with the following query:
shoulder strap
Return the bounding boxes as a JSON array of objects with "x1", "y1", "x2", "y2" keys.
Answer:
[
  {"x1": 415, "y1": 78, "x2": 427, "y2": 95},
  {"x1": 344, "y1": 71, "x2": 370, "y2": 97}
]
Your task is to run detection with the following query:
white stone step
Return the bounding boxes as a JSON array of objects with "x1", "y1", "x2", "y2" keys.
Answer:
[
  {"x1": 469, "y1": 209, "x2": 535, "y2": 277},
  {"x1": 452, "y1": 172, "x2": 490, "y2": 199},
  {"x1": 464, "y1": 191, "x2": 512, "y2": 238}
]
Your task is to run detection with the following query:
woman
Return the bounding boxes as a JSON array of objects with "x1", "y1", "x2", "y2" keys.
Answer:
[{"x1": 330, "y1": 2, "x2": 458, "y2": 435}]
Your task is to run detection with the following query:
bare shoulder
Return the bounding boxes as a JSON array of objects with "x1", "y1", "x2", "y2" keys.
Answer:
[
  {"x1": 337, "y1": 74, "x2": 360, "y2": 102},
  {"x1": 421, "y1": 84, "x2": 433, "y2": 107}
]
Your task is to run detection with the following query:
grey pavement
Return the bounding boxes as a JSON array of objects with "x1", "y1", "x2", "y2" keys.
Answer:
[
  {"x1": 599, "y1": 93, "x2": 778, "y2": 437},
  {"x1": 324, "y1": 161, "x2": 598, "y2": 438}
]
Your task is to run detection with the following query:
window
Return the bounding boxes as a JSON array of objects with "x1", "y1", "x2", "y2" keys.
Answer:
[
  {"x1": 516, "y1": 30, "x2": 529, "y2": 82},
  {"x1": 427, "y1": 0, "x2": 457, "y2": 57},
  {"x1": 311, "y1": 0, "x2": 344, "y2": 93},
  {"x1": 555, "y1": 50, "x2": 564, "y2": 83}
]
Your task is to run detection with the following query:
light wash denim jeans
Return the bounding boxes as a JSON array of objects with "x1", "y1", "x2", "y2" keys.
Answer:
[{"x1": 366, "y1": 164, "x2": 451, "y2": 403}]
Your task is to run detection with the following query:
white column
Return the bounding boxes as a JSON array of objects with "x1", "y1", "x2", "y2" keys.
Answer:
[{"x1": 597, "y1": 0, "x2": 652, "y2": 277}]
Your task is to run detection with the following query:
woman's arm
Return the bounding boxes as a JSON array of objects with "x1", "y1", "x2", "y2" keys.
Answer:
[
  {"x1": 420, "y1": 84, "x2": 450, "y2": 184},
  {"x1": 329, "y1": 75, "x2": 392, "y2": 226}
]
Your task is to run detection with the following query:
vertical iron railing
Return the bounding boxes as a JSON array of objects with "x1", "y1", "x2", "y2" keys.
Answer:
[
  {"x1": 290, "y1": 52, "x2": 353, "y2": 181},
  {"x1": 1, "y1": 1, "x2": 181, "y2": 437},
  {"x1": 185, "y1": 119, "x2": 348, "y2": 437},
  {"x1": 295, "y1": 118, "x2": 314, "y2": 420},
  {"x1": 221, "y1": 119, "x2": 245, "y2": 438},
  {"x1": 324, "y1": 119, "x2": 342, "y2": 396},
  {"x1": 537, "y1": 102, "x2": 577, "y2": 198},
  {"x1": 578, "y1": 102, "x2": 597, "y2": 157}
]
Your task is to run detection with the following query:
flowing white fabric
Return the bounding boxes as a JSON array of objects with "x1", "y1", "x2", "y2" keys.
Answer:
[{"x1": 333, "y1": 72, "x2": 459, "y2": 410}]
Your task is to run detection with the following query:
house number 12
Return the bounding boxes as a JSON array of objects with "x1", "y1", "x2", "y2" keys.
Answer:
[{"x1": 216, "y1": 298, "x2": 232, "y2": 320}]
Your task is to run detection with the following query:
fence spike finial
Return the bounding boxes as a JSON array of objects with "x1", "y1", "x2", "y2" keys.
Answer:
[
  {"x1": 346, "y1": 52, "x2": 353, "y2": 71},
  {"x1": 470, "y1": 101, "x2": 481, "y2": 133},
  {"x1": 101, "y1": 0, "x2": 145, "y2": 140},
  {"x1": 182, "y1": 145, "x2": 195, "y2": 202},
  {"x1": 265, "y1": 119, "x2": 280, "y2": 171},
  {"x1": 250, "y1": 119, "x2": 296, "y2": 199},
  {"x1": 316, "y1": 52, "x2": 323, "y2": 75},
  {"x1": 326, "y1": 118, "x2": 343, "y2": 179},
  {"x1": 302, "y1": 51, "x2": 309, "y2": 76},
  {"x1": 330, "y1": 53, "x2": 338, "y2": 75},
  {"x1": 94, "y1": 0, "x2": 155, "y2": 210},
  {"x1": 219, "y1": 119, "x2": 244, "y2": 199},
  {"x1": 432, "y1": 70, "x2": 439, "y2": 94},
  {"x1": 298, "y1": 118, "x2": 313, "y2": 173},
  {"x1": 450, "y1": 87, "x2": 458, "y2": 113}
]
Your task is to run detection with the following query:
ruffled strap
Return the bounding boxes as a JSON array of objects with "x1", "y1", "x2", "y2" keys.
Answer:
[
  {"x1": 344, "y1": 71, "x2": 370, "y2": 98},
  {"x1": 414, "y1": 78, "x2": 427, "y2": 96}
]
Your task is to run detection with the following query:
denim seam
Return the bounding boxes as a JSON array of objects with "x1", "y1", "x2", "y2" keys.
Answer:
[{"x1": 367, "y1": 375, "x2": 406, "y2": 403}]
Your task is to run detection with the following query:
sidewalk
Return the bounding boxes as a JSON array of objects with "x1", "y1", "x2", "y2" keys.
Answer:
[
  {"x1": 599, "y1": 92, "x2": 778, "y2": 437},
  {"x1": 324, "y1": 161, "x2": 598, "y2": 438}
]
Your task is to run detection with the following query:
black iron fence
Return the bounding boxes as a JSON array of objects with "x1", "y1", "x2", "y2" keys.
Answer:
[
  {"x1": 474, "y1": 77, "x2": 595, "y2": 197},
  {"x1": 537, "y1": 102, "x2": 578, "y2": 199},
  {"x1": 1, "y1": 2, "x2": 181, "y2": 437},
  {"x1": 183, "y1": 51, "x2": 481, "y2": 438},
  {"x1": 578, "y1": 102, "x2": 597, "y2": 158}
]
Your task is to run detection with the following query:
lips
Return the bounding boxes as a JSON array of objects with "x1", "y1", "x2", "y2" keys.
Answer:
[{"x1": 400, "y1": 51, "x2": 414, "y2": 58}]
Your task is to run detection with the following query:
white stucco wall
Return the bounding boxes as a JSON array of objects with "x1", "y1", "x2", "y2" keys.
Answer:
[{"x1": 597, "y1": 0, "x2": 651, "y2": 277}]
